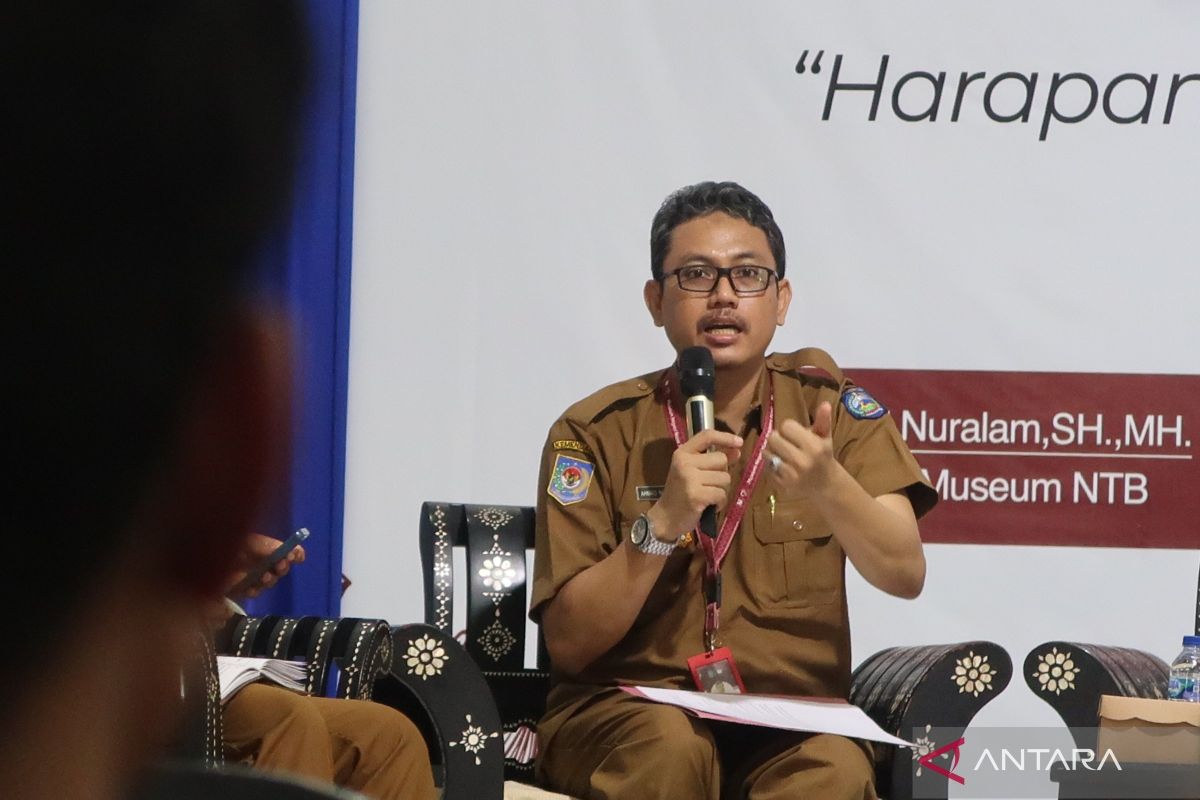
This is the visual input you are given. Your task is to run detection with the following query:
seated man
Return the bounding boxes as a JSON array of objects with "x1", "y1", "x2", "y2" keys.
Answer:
[
  {"x1": 220, "y1": 535, "x2": 437, "y2": 800},
  {"x1": 531, "y1": 182, "x2": 938, "y2": 799}
]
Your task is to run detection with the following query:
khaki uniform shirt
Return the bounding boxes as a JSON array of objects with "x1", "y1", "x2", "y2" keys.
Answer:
[{"x1": 530, "y1": 348, "x2": 937, "y2": 746}]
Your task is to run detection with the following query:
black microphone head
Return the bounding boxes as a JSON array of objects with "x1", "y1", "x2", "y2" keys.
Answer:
[{"x1": 679, "y1": 346, "x2": 715, "y2": 398}]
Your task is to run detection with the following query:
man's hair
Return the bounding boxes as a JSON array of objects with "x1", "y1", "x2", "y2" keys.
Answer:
[
  {"x1": 2, "y1": 3, "x2": 307, "y2": 682},
  {"x1": 649, "y1": 181, "x2": 787, "y2": 281}
]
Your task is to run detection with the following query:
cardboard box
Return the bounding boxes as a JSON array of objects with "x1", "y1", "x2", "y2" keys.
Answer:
[{"x1": 1097, "y1": 695, "x2": 1200, "y2": 764}]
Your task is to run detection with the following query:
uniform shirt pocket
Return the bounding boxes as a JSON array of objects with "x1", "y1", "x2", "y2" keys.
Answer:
[{"x1": 749, "y1": 500, "x2": 843, "y2": 609}]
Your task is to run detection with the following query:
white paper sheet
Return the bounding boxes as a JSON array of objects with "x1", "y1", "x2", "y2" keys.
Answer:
[
  {"x1": 216, "y1": 655, "x2": 307, "y2": 703},
  {"x1": 624, "y1": 686, "x2": 914, "y2": 748}
]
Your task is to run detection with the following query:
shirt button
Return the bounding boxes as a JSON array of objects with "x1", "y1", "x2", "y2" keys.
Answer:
[{"x1": 792, "y1": 520, "x2": 804, "y2": 530}]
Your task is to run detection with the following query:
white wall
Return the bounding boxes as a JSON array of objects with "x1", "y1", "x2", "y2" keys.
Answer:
[{"x1": 346, "y1": 5, "x2": 1200, "y2": 793}]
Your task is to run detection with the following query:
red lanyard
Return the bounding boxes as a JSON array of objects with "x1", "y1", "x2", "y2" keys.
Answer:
[{"x1": 660, "y1": 369, "x2": 775, "y2": 651}]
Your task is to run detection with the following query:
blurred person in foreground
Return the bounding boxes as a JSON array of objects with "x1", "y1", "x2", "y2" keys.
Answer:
[{"x1": 0, "y1": 4, "x2": 372, "y2": 798}]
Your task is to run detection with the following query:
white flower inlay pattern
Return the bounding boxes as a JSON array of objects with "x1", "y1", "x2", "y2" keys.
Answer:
[
  {"x1": 478, "y1": 557, "x2": 516, "y2": 592},
  {"x1": 1033, "y1": 647, "x2": 1079, "y2": 695},
  {"x1": 474, "y1": 507, "x2": 514, "y2": 531},
  {"x1": 448, "y1": 714, "x2": 500, "y2": 765},
  {"x1": 953, "y1": 651, "x2": 995, "y2": 697},
  {"x1": 405, "y1": 634, "x2": 448, "y2": 680},
  {"x1": 911, "y1": 724, "x2": 947, "y2": 777},
  {"x1": 479, "y1": 619, "x2": 517, "y2": 661}
]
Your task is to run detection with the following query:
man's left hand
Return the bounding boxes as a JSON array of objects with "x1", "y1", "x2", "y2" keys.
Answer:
[{"x1": 765, "y1": 400, "x2": 838, "y2": 498}]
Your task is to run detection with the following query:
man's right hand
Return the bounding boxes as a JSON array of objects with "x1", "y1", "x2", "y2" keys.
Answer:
[{"x1": 647, "y1": 429, "x2": 743, "y2": 540}]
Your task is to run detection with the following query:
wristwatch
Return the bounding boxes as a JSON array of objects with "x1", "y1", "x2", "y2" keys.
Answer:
[{"x1": 630, "y1": 513, "x2": 677, "y2": 557}]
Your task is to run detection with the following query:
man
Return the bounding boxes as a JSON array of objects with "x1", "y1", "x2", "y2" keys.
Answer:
[
  {"x1": 0, "y1": 5, "x2": 402, "y2": 799},
  {"x1": 530, "y1": 182, "x2": 938, "y2": 799},
  {"x1": 221, "y1": 535, "x2": 437, "y2": 800}
]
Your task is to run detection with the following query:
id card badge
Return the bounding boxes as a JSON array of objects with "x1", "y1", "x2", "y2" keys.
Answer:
[{"x1": 687, "y1": 647, "x2": 746, "y2": 694}]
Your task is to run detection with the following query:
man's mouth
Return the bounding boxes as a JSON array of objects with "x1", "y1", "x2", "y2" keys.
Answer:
[{"x1": 701, "y1": 316, "x2": 745, "y2": 337}]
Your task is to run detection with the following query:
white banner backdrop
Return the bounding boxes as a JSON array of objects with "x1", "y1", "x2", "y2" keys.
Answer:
[{"x1": 346, "y1": 3, "x2": 1199, "y2": 792}]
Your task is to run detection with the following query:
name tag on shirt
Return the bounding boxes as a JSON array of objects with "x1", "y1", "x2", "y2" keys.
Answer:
[{"x1": 636, "y1": 485, "x2": 664, "y2": 501}]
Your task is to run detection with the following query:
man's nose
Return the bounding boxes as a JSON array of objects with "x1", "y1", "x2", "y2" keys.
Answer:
[{"x1": 708, "y1": 273, "x2": 739, "y2": 306}]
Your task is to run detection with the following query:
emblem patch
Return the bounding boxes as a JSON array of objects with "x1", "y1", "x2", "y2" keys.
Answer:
[
  {"x1": 552, "y1": 439, "x2": 594, "y2": 458},
  {"x1": 547, "y1": 454, "x2": 595, "y2": 506},
  {"x1": 636, "y1": 485, "x2": 664, "y2": 501},
  {"x1": 842, "y1": 386, "x2": 887, "y2": 420}
]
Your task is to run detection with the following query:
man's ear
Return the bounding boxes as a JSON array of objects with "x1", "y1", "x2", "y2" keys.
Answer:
[
  {"x1": 644, "y1": 279, "x2": 665, "y2": 327},
  {"x1": 154, "y1": 309, "x2": 292, "y2": 600},
  {"x1": 775, "y1": 277, "x2": 793, "y2": 326}
]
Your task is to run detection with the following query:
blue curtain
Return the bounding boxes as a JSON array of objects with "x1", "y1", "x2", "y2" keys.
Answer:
[{"x1": 246, "y1": 0, "x2": 359, "y2": 618}]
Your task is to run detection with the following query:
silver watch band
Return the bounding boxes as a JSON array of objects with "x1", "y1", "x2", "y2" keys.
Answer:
[{"x1": 635, "y1": 513, "x2": 677, "y2": 557}]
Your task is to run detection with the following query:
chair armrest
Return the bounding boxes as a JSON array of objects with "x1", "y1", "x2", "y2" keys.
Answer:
[
  {"x1": 371, "y1": 623, "x2": 505, "y2": 800},
  {"x1": 177, "y1": 626, "x2": 224, "y2": 767},
  {"x1": 1022, "y1": 640, "x2": 1169, "y2": 750},
  {"x1": 851, "y1": 640, "x2": 1012, "y2": 800},
  {"x1": 327, "y1": 618, "x2": 393, "y2": 700},
  {"x1": 217, "y1": 616, "x2": 394, "y2": 700}
]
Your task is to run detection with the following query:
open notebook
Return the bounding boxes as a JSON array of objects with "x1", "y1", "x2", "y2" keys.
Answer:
[{"x1": 217, "y1": 656, "x2": 308, "y2": 703}]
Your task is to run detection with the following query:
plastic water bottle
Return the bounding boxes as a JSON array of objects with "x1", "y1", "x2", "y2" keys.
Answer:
[{"x1": 1166, "y1": 635, "x2": 1200, "y2": 702}]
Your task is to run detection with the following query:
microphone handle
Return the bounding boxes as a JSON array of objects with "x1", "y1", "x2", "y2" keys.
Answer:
[{"x1": 685, "y1": 394, "x2": 719, "y2": 539}]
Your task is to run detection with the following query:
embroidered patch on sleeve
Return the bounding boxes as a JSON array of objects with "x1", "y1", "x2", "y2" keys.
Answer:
[
  {"x1": 552, "y1": 439, "x2": 594, "y2": 458},
  {"x1": 547, "y1": 454, "x2": 595, "y2": 506},
  {"x1": 842, "y1": 386, "x2": 888, "y2": 420}
]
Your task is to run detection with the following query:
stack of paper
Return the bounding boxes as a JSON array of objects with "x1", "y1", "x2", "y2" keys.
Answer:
[{"x1": 217, "y1": 655, "x2": 308, "y2": 703}]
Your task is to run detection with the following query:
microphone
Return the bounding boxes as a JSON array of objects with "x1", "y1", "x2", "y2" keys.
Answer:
[{"x1": 679, "y1": 346, "x2": 717, "y2": 539}]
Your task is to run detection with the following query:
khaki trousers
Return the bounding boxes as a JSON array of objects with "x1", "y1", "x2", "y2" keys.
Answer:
[
  {"x1": 537, "y1": 690, "x2": 875, "y2": 800},
  {"x1": 223, "y1": 682, "x2": 437, "y2": 800}
]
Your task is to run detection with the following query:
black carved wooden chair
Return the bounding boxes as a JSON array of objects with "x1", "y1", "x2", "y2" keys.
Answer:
[
  {"x1": 1023, "y1": 557, "x2": 1200, "y2": 798},
  {"x1": 210, "y1": 614, "x2": 506, "y2": 800},
  {"x1": 419, "y1": 501, "x2": 1014, "y2": 800}
]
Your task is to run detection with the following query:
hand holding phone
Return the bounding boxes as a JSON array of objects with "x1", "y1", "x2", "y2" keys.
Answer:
[{"x1": 227, "y1": 528, "x2": 310, "y2": 598}]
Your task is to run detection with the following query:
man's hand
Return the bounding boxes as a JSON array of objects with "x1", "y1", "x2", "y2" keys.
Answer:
[
  {"x1": 647, "y1": 429, "x2": 743, "y2": 540},
  {"x1": 765, "y1": 400, "x2": 926, "y2": 598},
  {"x1": 225, "y1": 533, "x2": 306, "y2": 599},
  {"x1": 765, "y1": 401, "x2": 838, "y2": 499}
]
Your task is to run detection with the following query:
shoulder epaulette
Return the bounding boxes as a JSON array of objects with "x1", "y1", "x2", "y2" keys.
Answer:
[
  {"x1": 561, "y1": 370, "x2": 660, "y2": 424},
  {"x1": 766, "y1": 347, "x2": 847, "y2": 388}
]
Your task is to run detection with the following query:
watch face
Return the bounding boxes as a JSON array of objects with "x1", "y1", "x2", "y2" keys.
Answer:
[{"x1": 630, "y1": 516, "x2": 648, "y2": 546}]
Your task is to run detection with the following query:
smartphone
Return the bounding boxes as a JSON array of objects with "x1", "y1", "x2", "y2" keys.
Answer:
[{"x1": 228, "y1": 527, "x2": 311, "y2": 597}]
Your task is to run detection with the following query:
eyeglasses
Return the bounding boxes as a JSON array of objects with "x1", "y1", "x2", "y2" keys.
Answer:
[{"x1": 662, "y1": 265, "x2": 777, "y2": 295}]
